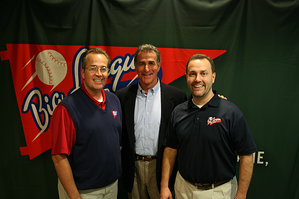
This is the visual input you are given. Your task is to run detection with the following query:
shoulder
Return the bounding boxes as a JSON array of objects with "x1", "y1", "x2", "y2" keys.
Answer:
[
  {"x1": 105, "y1": 90, "x2": 121, "y2": 103},
  {"x1": 160, "y1": 83, "x2": 186, "y2": 99},
  {"x1": 217, "y1": 98, "x2": 245, "y2": 119},
  {"x1": 60, "y1": 88, "x2": 82, "y2": 105},
  {"x1": 170, "y1": 101, "x2": 189, "y2": 123},
  {"x1": 219, "y1": 98, "x2": 240, "y2": 111},
  {"x1": 105, "y1": 90, "x2": 118, "y2": 98},
  {"x1": 172, "y1": 100, "x2": 189, "y2": 115},
  {"x1": 161, "y1": 83, "x2": 185, "y2": 93},
  {"x1": 115, "y1": 84, "x2": 138, "y2": 103},
  {"x1": 116, "y1": 84, "x2": 137, "y2": 97}
]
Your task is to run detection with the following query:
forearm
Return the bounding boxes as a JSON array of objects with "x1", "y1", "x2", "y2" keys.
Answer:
[
  {"x1": 52, "y1": 154, "x2": 82, "y2": 199},
  {"x1": 160, "y1": 147, "x2": 177, "y2": 199},
  {"x1": 236, "y1": 154, "x2": 254, "y2": 199}
]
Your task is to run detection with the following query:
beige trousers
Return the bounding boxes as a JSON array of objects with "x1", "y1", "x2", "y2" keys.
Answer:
[
  {"x1": 58, "y1": 179, "x2": 118, "y2": 199},
  {"x1": 128, "y1": 159, "x2": 160, "y2": 199},
  {"x1": 174, "y1": 171, "x2": 237, "y2": 199}
]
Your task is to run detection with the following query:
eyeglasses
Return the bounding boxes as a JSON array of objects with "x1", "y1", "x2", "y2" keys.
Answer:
[{"x1": 86, "y1": 66, "x2": 109, "y2": 74}]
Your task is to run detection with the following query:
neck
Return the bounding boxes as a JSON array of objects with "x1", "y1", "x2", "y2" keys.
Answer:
[
  {"x1": 139, "y1": 79, "x2": 158, "y2": 95},
  {"x1": 83, "y1": 83, "x2": 103, "y2": 101},
  {"x1": 192, "y1": 91, "x2": 214, "y2": 106}
]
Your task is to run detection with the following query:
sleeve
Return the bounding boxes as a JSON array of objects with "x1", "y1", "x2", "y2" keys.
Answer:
[
  {"x1": 164, "y1": 111, "x2": 179, "y2": 149},
  {"x1": 233, "y1": 114, "x2": 258, "y2": 156},
  {"x1": 51, "y1": 104, "x2": 76, "y2": 156}
]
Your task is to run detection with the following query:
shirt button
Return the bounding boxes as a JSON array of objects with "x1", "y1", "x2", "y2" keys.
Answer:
[
  {"x1": 147, "y1": 112, "x2": 149, "y2": 114},
  {"x1": 146, "y1": 125, "x2": 148, "y2": 127},
  {"x1": 146, "y1": 137, "x2": 148, "y2": 140}
]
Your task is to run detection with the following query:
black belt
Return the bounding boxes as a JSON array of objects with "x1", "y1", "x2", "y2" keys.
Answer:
[
  {"x1": 136, "y1": 155, "x2": 157, "y2": 161},
  {"x1": 186, "y1": 179, "x2": 230, "y2": 190}
]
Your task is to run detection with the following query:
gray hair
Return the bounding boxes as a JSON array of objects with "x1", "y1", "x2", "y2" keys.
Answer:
[
  {"x1": 134, "y1": 44, "x2": 161, "y2": 66},
  {"x1": 81, "y1": 47, "x2": 111, "y2": 69}
]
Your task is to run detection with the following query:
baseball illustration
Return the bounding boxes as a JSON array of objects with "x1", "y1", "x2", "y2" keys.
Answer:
[{"x1": 35, "y1": 50, "x2": 67, "y2": 91}]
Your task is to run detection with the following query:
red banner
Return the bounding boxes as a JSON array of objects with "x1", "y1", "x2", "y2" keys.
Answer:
[{"x1": 0, "y1": 44, "x2": 226, "y2": 159}]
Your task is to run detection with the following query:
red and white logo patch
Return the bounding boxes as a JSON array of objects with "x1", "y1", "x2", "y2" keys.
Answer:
[
  {"x1": 207, "y1": 117, "x2": 222, "y2": 126},
  {"x1": 112, "y1": 110, "x2": 118, "y2": 118}
]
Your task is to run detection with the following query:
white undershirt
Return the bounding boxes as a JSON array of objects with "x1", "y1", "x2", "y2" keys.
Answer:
[{"x1": 192, "y1": 99, "x2": 203, "y2": 108}]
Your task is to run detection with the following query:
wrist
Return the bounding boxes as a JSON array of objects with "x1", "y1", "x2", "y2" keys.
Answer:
[
  {"x1": 160, "y1": 184, "x2": 169, "y2": 189},
  {"x1": 160, "y1": 181, "x2": 169, "y2": 189}
]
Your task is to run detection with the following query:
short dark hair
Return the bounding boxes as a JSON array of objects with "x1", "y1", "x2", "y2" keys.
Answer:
[
  {"x1": 82, "y1": 47, "x2": 111, "y2": 69},
  {"x1": 186, "y1": 54, "x2": 215, "y2": 73},
  {"x1": 134, "y1": 44, "x2": 161, "y2": 66}
]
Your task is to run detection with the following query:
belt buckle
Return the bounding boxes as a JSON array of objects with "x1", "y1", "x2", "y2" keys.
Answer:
[
  {"x1": 194, "y1": 183, "x2": 214, "y2": 190},
  {"x1": 137, "y1": 155, "x2": 152, "y2": 161},
  {"x1": 145, "y1": 156, "x2": 153, "y2": 160}
]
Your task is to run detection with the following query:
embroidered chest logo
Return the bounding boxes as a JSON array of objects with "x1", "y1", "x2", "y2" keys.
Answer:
[
  {"x1": 207, "y1": 117, "x2": 221, "y2": 126},
  {"x1": 112, "y1": 110, "x2": 118, "y2": 118}
]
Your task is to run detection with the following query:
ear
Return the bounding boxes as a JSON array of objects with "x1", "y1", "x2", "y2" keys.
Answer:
[
  {"x1": 81, "y1": 68, "x2": 85, "y2": 80},
  {"x1": 212, "y1": 72, "x2": 216, "y2": 83}
]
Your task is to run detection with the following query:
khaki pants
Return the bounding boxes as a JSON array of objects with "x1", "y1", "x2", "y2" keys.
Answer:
[
  {"x1": 58, "y1": 179, "x2": 118, "y2": 199},
  {"x1": 128, "y1": 159, "x2": 160, "y2": 199},
  {"x1": 175, "y1": 172, "x2": 237, "y2": 199}
]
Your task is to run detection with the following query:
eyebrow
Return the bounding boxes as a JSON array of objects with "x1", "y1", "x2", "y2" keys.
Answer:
[
  {"x1": 90, "y1": 65, "x2": 107, "y2": 67},
  {"x1": 188, "y1": 69, "x2": 209, "y2": 74},
  {"x1": 138, "y1": 60, "x2": 156, "y2": 63}
]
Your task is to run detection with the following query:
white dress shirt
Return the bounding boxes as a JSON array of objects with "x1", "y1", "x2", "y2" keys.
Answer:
[{"x1": 134, "y1": 81, "x2": 161, "y2": 156}]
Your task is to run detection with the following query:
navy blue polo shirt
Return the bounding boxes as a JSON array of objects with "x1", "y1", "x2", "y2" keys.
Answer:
[{"x1": 165, "y1": 90, "x2": 257, "y2": 184}]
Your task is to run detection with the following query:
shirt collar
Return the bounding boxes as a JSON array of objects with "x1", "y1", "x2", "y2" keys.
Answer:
[
  {"x1": 188, "y1": 90, "x2": 220, "y2": 109},
  {"x1": 81, "y1": 84, "x2": 106, "y2": 109},
  {"x1": 137, "y1": 78, "x2": 160, "y2": 96}
]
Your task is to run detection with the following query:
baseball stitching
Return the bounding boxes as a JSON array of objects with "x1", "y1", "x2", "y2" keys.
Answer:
[
  {"x1": 36, "y1": 51, "x2": 66, "y2": 84},
  {"x1": 48, "y1": 51, "x2": 67, "y2": 67}
]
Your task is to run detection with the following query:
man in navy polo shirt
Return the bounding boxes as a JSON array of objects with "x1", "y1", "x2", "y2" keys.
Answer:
[{"x1": 160, "y1": 54, "x2": 257, "y2": 199}]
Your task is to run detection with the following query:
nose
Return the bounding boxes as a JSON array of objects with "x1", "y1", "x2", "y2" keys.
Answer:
[
  {"x1": 95, "y1": 68, "x2": 103, "y2": 76},
  {"x1": 195, "y1": 74, "x2": 201, "y2": 82},
  {"x1": 144, "y1": 64, "x2": 150, "y2": 72}
]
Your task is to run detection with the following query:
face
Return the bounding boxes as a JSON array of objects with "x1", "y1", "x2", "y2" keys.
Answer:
[
  {"x1": 135, "y1": 50, "x2": 160, "y2": 91},
  {"x1": 81, "y1": 53, "x2": 108, "y2": 96},
  {"x1": 186, "y1": 58, "x2": 216, "y2": 103}
]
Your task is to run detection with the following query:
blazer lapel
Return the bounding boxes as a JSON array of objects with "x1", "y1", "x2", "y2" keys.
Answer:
[
  {"x1": 158, "y1": 83, "x2": 174, "y2": 148},
  {"x1": 124, "y1": 84, "x2": 138, "y2": 153}
]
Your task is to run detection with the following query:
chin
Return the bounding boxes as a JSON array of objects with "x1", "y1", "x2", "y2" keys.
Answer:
[{"x1": 193, "y1": 92, "x2": 204, "y2": 98}]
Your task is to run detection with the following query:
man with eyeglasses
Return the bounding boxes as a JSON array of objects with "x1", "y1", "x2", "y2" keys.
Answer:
[{"x1": 51, "y1": 48, "x2": 122, "y2": 199}]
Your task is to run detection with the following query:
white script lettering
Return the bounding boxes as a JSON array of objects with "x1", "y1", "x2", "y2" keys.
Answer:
[{"x1": 22, "y1": 88, "x2": 65, "y2": 142}]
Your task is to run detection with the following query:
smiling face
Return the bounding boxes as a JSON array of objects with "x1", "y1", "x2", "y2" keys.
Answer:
[
  {"x1": 186, "y1": 58, "x2": 216, "y2": 105},
  {"x1": 135, "y1": 50, "x2": 160, "y2": 93},
  {"x1": 81, "y1": 52, "x2": 108, "y2": 99}
]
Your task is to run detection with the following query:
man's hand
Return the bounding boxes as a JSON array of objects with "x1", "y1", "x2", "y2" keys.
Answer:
[
  {"x1": 52, "y1": 154, "x2": 82, "y2": 199},
  {"x1": 235, "y1": 154, "x2": 254, "y2": 199},
  {"x1": 160, "y1": 186, "x2": 172, "y2": 199},
  {"x1": 160, "y1": 147, "x2": 177, "y2": 199},
  {"x1": 218, "y1": 94, "x2": 227, "y2": 100}
]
